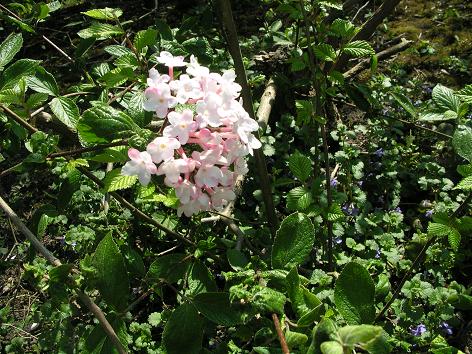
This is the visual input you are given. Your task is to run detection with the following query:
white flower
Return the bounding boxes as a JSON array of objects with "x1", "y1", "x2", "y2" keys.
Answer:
[
  {"x1": 175, "y1": 180, "x2": 197, "y2": 204},
  {"x1": 147, "y1": 137, "x2": 181, "y2": 164},
  {"x1": 147, "y1": 68, "x2": 170, "y2": 86},
  {"x1": 121, "y1": 149, "x2": 157, "y2": 186},
  {"x1": 169, "y1": 74, "x2": 202, "y2": 103},
  {"x1": 157, "y1": 158, "x2": 187, "y2": 186},
  {"x1": 155, "y1": 51, "x2": 187, "y2": 67},
  {"x1": 195, "y1": 165, "x2": 223, "y2": 188},
  {"x1": 163, "y1": 110, "x2": 197, "y2": 144},
  {"x1": 143, "y1": 84, "x2": 178, "y2": 118},
  {"x1": 211, "y1": 187, "x2": 236, "y2": 208},
  {"x1": 196, "y1": 92, "x2": 223, "y2": 127}
]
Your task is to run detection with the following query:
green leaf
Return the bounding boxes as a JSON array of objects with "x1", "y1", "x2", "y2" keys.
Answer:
[
  {"x1": 0, "y1": 33, "x2": 23, "y2": 71},
  {"x1": 334, "y1": 262, "x2": 375, "y2": 325},
  {"x1": 49, "y1": 96, "x2": 80, "y2": 130},
  {"x1": 454, "y1": 176, "x2": 472, "y2": 191},
  {"x1": 391, "y1": 92, "x2": 416, "y2": 118},
  {"x1": 81, "y1": 8, "x2": 123, "y2": 20},
  {"x1": 227, "y1": 249, "x2": 248, "y2": 271},
  {"x1": 314, "y1": 43, "x2": 336, "y2": 62},
  {"x1": 307, "y1": 318, "x2": 337, "y2": 354},
  {"x1": 343, "y1": 40, "x2": 375, "y2": 57},
  {"x1": 78, "y1": 23, "x2": 124, "y2": 40},
  {"x1": 320, "y1": 341, "x2": 343, "y2": 354},
  {"x1": 26, "y1": 68, "x2": 59, "y2": 96},
  {"x1": 104, "y1": 45, "x2": 133, "y2": 57},
  {"x1": 146, "y1": 253, "x2": 190, "y2": 284},
  {"x1": 0, "y1": 59, "x2": 40, "y2": 90},
  {"x1": 327, "y1": 203, "x2": 344, "y2": 222},
  {"x1": 163, "y1": 303, "x2": 203, "y2": 354},
  {"x1": 98, "y1": 67, "x2": 134, "y2": 87},
  {"x1": 295, "y1": 99, "x2": 313, "y2": 125},
  {"x1": 134, "y1": 28, "x2": 158, "y2": 53},
  {"x1": 102, "y1": 168, "x2": 137, "y2": 192},
  {"x1": 193, "y1": 292, "x2": 241, "y2": 326},
  {"x1": 289, "y1": 151, "x2": 312, "y2": 182},
  {"x1": 77, "y1": 105, "x2": 139, "y2": 144},
  {"x1": 338, "y1": 325, "x2": 383, "y2": 348},
  {"x1": 419, "y1": 111, "x2": 456, "y2": 122},
  {"x1": 432, "y1": 84, "x2": 460, "y2": 112},
  {"x1": 447, "y1": 228, "x2": 461, "y2": 252},
  {"x1": 457, "y1": 84, "x2": 472, "y2": 104},
  {"x1": 93, "y1": 233, "x2": 130, "y2": 311},
  {"x1": 448, "y1": 293, "x2": 472, "y2": 310},
  {"x1": 271, "y1": 212, "x2": 316, "y2": 269},
  {"x1": 452, "y1": 125, "x2": 472, "y2": 162},
  {"x1": 155, "y1": 19, "x2": 173, "y2": 41},
  {"x1": 186, "y1": 260, "x2": 217, "y2": 296},
  {"x1": 330, "y1": 19, "x2": 356, "y2": 38},
  {"x1": 89, "y1": 146, "x2": 128, "y2": 163},
  {"x1": 27, "y1": 92, "x2": 49, "y2": 109},
  {"x1": 287, "y1": 186, "x2": 312, "y2": 211},
  {"x1": 252, "y1": 286, "x2": 286, "y2": 314}
]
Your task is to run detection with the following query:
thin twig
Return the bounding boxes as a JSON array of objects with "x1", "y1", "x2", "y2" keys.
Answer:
[
  {"x1": 42, "y1": 35, "x2": 74, "y2": 62},
  {"x1": 272, "y1": 313, "x2": 290, "y2": 354},
  {"x1": 47, "y1": 140, "x2": 128, "y2": 158},
  {"x1": 0, "y1": 104, "x2": 38, "y2": 134},
  {"x1": 0, "y1": 195, "x2": 128, "y2": 354},
  {"x1": 217, "y1": 0, "x2": 279, "y2": 236}
]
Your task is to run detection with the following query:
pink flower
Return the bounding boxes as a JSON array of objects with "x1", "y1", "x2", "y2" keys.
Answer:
[
  {"x1": 163, "y1": 110, "x2": 197, "y2": 144},
  {"x1": 196, "y1": 92, "x2": 223, "y2": 127},
  {"x1": 147, "y1": 137, "x2": 181, "y2": 163},
  {"x1": 175, "y1": 180, "x2": 198, "y2": 204},
  {"x1": 121, "y1": 149, "x2": 157, "y2": 186},
  {"x1": 157, "y1": 159, "x2": 187, "y2": 186},
  {"x1": 211, "y1": 187, "x2": 236, "y2": 208},
  {"x1": 143, "y1": 84, "x2": 177, "y2": 118},
  {"x1": 195, "y1": 165, "x2": 223, "y2": 188},
  {"x1": 147, "y1": 68, "x2": 170, "y2": 86}
]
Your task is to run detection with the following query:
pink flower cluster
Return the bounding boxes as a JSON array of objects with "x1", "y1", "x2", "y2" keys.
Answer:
[{"x1": 122, "y1": 52, "x2": 261, "y2": 217}]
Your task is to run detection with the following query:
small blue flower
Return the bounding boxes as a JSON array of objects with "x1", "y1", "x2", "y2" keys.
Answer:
[
  {"x1": 439, "y1": 322, "x2": 453, "y2": 336},
  {"x1": 342, "y1": 203, "x2": 360, "y2": 216},
  {"x1": 410, "y1": 324, "x2": 427, "y2": 336},
  {"x1": 394, "y1": 207, "x2": 402, "y2": 214},
  {"x1": 425, "y1": 209, "x2": 433, "y2": 218},
  {"x1": 374, "y1": 148, "x2": 384, "y2": 157},
  {"x1": 333, "y1": 236, "x2": 343, "y2": 245},
  {"x1": 357, "y1": 180, "x2": 364, "y2": 187},
  {"x1": 330, "y1": 178, "x2": 338, "y2": 188},
  {"x1": 375, "y1": 249, "x2": 381, "y2": 259}
]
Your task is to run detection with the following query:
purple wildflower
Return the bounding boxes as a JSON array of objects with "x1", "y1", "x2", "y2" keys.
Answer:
[
  {"x1": 342, "y1": 203, "x2": 360, "y2": 216},
  {"x1": 357, "y1": 180, "x2": 364, "y2": 187},
  {"x1": 410, "y1": 324, "x2": 427, "y2": 336},
  {"x1": 374, "y1": 148, "x2": 384, "y2": 157},
  {"x1": 334, "y1": 236, "x2": 343, "y2": 245},
  {"x1": 439, "y1": 322, "x2": 453, "y2": 336},
  {"x1": 330, "y1": 178, "x2": 338, "y2": 188},
  {"x1": 375, "y1": 249, "x2": 381, "y2": 259},
  {"x1": 425, "y1": 209, "x2": 433, "y2": 218},
  {"x1": 394, "y1": 207, "x2": 402, "y2": 214}
]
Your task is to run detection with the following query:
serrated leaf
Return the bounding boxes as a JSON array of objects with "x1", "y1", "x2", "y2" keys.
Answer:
[
  {"x1": 330, "y1": 19, "x2": 356, "y2": 38},
  {"x1": 432, "y1": 84, "x2": 460, "y2": 112},
  {"x1": 134, "y1": 28, "x2": 158, "y2": 53},
  {"x1": 81, "y1": 8, "x2": 123, "y2": 20},
  {"x1": 93, "y1": 233, "x2": 130, "y2": 311},
  {"x1": 103, "y1": 168, "x2": 137, "y2": 192},
  {"x1": 452, "y1": 125, "x2": 472, "y2": 162},
  {"x1": 327, "y1": 203, "x2": 344, "y2": 222},
  {"x1": 428, "y1": 222, "x2": 452, "y2": 236},
  {"x1": 343, "y1": 40, "x2": 375, "y2": 57},
  {"x1": 419, "y1": 111, "x2": 456, "y2": 122},
  {"x1": 49, "y1": 96, "x2": 80, "y2": 130},
  {"x1": 0, "y1": 33, "x2": 23, "y2": 71},
  {"x1": 26, "y1": 68, "x2": 59, "y2": 96},
  {"x1": 457, "y1": 164, "x2": 472, "y2": 177},
  {"x1": 454, "y1": 176, "x2": 472, "y2": 190},
  {"x1": 287, "y1": 186, "x2": 312, "y2": 211},
  {"x1": 89, "y1": 146, "x2": 128, "y2": 163},
  {"x1": 457, "y1": 84, "x2": 472, "y2": 104},
  {"x1": 114, "y1": 54, "x2": 139, "y2": 69},
  {"x1": 77, "y1": 105, "x2": 139, "y2": 144},
  {"x1": 295, "y1": 99, "x2": 313, "y2": 125},
  {"x1": 448, "y1": 228, "x2": 461, "y2": 252},
  {"x1": 289, "y1": 151, "x2": 312, "y2": 182},
  {"x1": 163, "y1": 304, "x2": 203, "y2": 354},
  {"x1": 0, "y1": 59, "x2": 40, "y2": 90},
  {"x1": 104, "y1": 45, "x2": 133, "y2": 57},
  {"x1": 98, "y1": 67, "x2": 134, "y2": 87},
  {"x1": 193, "y1": 292, "x2": 241, "y2": 326},
  {"x1": 314, "y1": 43, "x2": 336, "y2": 62},
  {"x1": 146, "y1": 253, "x2": 190, "y2": 284},
  {"x1": 27, "y1": 92, "x2": 49, "y2": 109},
  {"x1": 334, "y1": 262, "x2": 375, "y2": 325},
  {"x1": 78, "y1": 23, "x2": 124, "y2": 40},
  {"x1": 272, "y1": 212, "x2": 316, "y2": 269}
]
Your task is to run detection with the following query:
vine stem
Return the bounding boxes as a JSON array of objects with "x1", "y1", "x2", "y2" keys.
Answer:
[
  {"x1": 0, "y1": 104, "x2": 38, "y2": 134},
  {"x1": 375, "y1": 191, "x2": 472, "y2": 321},
  {"x1": 0, "y1": 195, "x2": 127, "y2": 354},
  {"x1": 272, "y1": 313, "x2": 290, "y2": 354},
  {"x1": 47, "y1": 140, "x2": 128, "y2": 158},
  {"x1": 217, "y1": 0, "x2": 279, "y2": 236}
]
